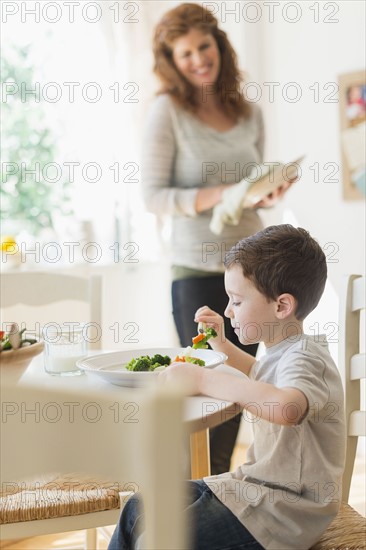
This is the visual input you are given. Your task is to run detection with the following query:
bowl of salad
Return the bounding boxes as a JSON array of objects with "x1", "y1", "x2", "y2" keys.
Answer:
[
  {"x1": 77, "y1": 325, "x2": 226, "y2": 387},
  {"x1": 0, "y1": 324, "x2": 44, "y2": 376},
  {"x1": 77, "y1": 347, "x2": 227, "y2": 387}
]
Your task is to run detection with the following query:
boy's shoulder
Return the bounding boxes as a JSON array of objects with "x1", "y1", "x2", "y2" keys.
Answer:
[
  {"x1": 252, "y1": 334, "x2": 335, "y2": 381},
  {"x1": 253, "y1": 335, "x2": 343, "y2": 408},
  {"x1": 261, "y1": 334, "x2": 332, "y2": 359},
  {"x1": 278, "y1": 334, "x2": 335, "y2": 372},
  {"x1": 282, "y1": 334, "x2": 332, "y2": 356}
]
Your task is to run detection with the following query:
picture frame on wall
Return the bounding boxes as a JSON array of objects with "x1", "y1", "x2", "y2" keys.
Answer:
[{"x1": 338, "y1": 70, "x2": 366, "y2": 200}]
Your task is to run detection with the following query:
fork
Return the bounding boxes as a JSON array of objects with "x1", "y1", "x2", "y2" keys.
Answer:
[{"x1": 198, "y1": 322, "x2": 206, "y2": 334}]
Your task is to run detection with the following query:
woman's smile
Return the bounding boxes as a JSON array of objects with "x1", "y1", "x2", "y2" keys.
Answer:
[{"x1": 172, "y1": 28, "x2": 221, "y2": 89}]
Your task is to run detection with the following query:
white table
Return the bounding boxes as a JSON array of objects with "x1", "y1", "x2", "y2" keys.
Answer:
[{"x1": 12, "y1": 355, "x2": 242, "y2": 479}]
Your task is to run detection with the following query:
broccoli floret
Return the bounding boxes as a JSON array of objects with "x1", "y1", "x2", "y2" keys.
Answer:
[
  {"x1": 125, "y1": 358, "x2": 138, "y2": 371},
  {"x1": 125, "y1": 353, "x2": 172, "y2": 372},
  {"x1": 134, "y1": 357, "x2": 152, "y2": 371},
  {"x1": 150, "y1": 354, "x2": 171, "y2": 366},
  {"x1": 205, "y1": 327, "x2": 217, "y2": 339},
  {"x1": 192, "y1": 342, "x2": 208, "y2": 349},
  {"x1": 185, "y1": 356, "x2": 205, "y2": 366},
  {"x1": 126, "y1": 356, "x2": 151, "y2": 372}
]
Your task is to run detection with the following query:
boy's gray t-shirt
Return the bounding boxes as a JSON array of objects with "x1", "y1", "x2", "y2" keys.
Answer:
[{"x1": 204, "y1": 335, "x2": 346, "y2": 550}]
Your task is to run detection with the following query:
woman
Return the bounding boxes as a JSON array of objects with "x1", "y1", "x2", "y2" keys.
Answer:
[{"x1": 141, "y1": 2, "x2": 289, "y2": 475}]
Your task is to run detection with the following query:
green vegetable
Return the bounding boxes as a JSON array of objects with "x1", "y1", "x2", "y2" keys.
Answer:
[
  {"x1": 2, "y1": 340, "x2": 12, "y2": 350},
  {"x1": 126, "y1": 357, "x2": 151, "y2": 371},
  {"x1": 150, "y1": 354, "x2": 171, "y2": 366},
  {"x1": 125, "y1": 354, "x2": 172, "y2": 372},
  {"x1": 0, "y1": 326, "x2": 36, "y2": 350},
  {"x1": 192, "y1": 327, "x2": 217, "y2": 349},
  {"x1": 124, "y1": 349, "x2": 208, "y2": 372},
  {"x1": 185, "y1": 356, "x2": 205, "y2": 366}
]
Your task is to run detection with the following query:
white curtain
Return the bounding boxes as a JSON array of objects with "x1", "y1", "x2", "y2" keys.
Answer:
[{"x1": 97, "y1": 1, "x2": 180, "y2": 259}]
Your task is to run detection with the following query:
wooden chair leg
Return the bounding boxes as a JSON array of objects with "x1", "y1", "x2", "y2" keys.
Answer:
[{"x1": 85, "y1": 528, "x2": 97, "y2": 550}]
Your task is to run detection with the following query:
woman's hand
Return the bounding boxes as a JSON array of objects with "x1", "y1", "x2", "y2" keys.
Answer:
[
  {"x1": 159, "y1": 362, "x2": 204, "y2": 395},
  {"x1": 195, "y1": 184, "x2": 228, "y2": 213},
  {"x1": 194, "y1": 305, "x2": 226, "y2": 348}
]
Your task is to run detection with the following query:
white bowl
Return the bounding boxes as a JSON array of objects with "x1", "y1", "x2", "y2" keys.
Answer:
[{"x1": 77, "y1": 347, "x2": 228, "y2": 387}]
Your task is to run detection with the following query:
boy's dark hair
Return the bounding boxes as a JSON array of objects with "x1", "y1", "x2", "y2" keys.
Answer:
[{"x1": 224, "y1": 225, "x2": 327, "y2": 321}]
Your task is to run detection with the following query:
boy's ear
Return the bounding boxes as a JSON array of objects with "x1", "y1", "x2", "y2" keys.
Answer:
[{"x1": 275, "y1": 293, "x2": 297, "y2": 319}]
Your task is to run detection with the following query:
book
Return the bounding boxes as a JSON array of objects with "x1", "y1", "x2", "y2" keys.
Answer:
[{"x1": 242, "y1": 155, "x2": 305, "y2": 207}]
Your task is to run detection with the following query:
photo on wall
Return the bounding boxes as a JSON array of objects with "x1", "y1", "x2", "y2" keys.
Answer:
[{"x1": 338, "y1": 70, "x2": 366, "y2": 199}]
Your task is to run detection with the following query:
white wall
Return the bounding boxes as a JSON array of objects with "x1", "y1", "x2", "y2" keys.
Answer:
[{"x1": 244, "y1": 1, "x2": 365, "y2": 287}]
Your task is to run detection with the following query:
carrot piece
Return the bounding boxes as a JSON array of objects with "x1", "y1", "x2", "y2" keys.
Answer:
[
  {"x1": 192, "y1": 333, "x2": 205, "y2": 345},
  {"x1": 174, "y1": 356, "x2": 186, "y2": 362}
]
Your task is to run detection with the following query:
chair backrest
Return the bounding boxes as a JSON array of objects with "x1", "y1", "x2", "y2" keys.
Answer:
[
  {"x1": 0, "y1": 382, "x2": 186, "y2": 549},
  {"x1": 338, "y1": 274, "x2": 366, "y2": 502},
  {"x1": 0, "y1": 272, "x2": 102, "y2": 350}
]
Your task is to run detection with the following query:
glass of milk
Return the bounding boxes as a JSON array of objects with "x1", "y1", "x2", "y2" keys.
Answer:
[{"x1": 43, "y1": 323, "x2": 87, "y2": 376}]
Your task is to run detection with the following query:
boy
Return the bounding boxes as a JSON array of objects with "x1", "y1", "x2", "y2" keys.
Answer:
[{"x1": 109, "y1": 224, "x2": 346, "y2": 550}]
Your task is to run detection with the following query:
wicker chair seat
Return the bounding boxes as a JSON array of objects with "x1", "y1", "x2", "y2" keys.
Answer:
[
  {"x1": 0, "y1": 475, "x2": 121, "y2": 525},
  {"x1": 311, "y1": 502, "x2": 366, "y2": 550}
]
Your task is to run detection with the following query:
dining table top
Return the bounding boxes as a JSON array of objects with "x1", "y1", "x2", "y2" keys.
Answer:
[
  {"x1": 7, "y1": 351, "x2": 244, "y2": 434},
  {"x1": 3, "y1": 350, "x2": 246, "y2": 479}
]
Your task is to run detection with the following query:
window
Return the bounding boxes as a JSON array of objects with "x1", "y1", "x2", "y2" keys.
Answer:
[{"x1": 2, "y1": 2, "x2": 170, "y2": 267}]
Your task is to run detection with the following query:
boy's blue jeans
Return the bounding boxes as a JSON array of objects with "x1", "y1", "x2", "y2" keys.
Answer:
[{"x1": 108, "y1": 480, "x2": 265, "y2": 550}]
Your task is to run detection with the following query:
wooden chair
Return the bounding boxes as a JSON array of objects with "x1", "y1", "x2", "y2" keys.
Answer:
[
  {"x1": 0, "y1": 382, "x2": 186, "y2": 549},
  {"x1": 1, "y1": 271, "x2": 112, "y2": 549},
  {"x1": 0, "y1": 272, "x2": 102, "y2": 350},
  {"x1": 311, "y1": 274, "x2": 366, "y2": 550}
]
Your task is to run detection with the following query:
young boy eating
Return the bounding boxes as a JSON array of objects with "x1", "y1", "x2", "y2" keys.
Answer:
[{"x1": 109, "y1": 224, "x2": 346, "y2": 550}]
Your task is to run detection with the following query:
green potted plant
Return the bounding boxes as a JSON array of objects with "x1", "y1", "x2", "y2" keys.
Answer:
[{"x1": 1, "y1": 43, "x2": 72, "y2": 237}]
